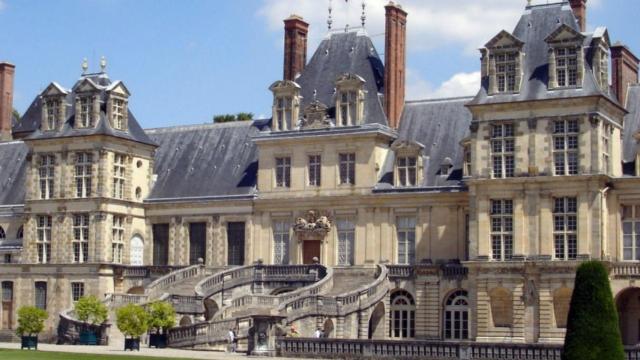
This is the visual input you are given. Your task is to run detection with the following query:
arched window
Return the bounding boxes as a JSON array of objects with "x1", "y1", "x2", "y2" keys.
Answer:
[
  {"x1": 489, "y1": 287, "x2": 513, "y2": 327},
  {"x1": 444, "y1": 290, "x2": 469, "y2": 340},
  {"x1": 0, "y1": 227, "x2": 5, "y2": 239},
  {"x1": 16, "y1": 226, "x2": 23, "y2": 239},
  {"x1": 390, "y1": 290, "x2": 415, "y2": 339},
  {"x1": 553, "y1": 287, "x2": 572, "y2": 328}
]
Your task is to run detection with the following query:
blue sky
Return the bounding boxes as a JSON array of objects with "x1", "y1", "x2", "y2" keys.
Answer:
[{"x1": 0, "y1": 0, "x2": 638, "y2": 129}]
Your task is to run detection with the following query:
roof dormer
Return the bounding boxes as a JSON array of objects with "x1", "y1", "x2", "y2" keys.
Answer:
[
  {"x1": 391, "y1": 139, "x2": 424, "y2": 187},
  {"x1": 483, "y1": 30, "x2": 525, "y2": 95},
  {"x1": 269, "y1": 80, "x2": 301, "y2": 131},
  {"x1": 591, "y1": 27, "x2": 611, "y2": 93},
  {"x1": 40, "y1": 82, "x2": 69, "y2": 132},
  {"x1": 546, "y1": 24, "x2": 586, "y2": 89},
  {"x1": 106, "y1": 81, "x2": 131, "y2": 131},
  {"x1": 72, "y1": 78, "x2": 101, "y2": 129},
  {"x1": 335, "y1": 73, "x2": 366, "y2": 126}
]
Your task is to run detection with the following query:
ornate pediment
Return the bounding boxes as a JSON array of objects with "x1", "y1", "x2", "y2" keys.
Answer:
[
  {"x1": 106, "y1": 80, "x2": 131, "y2": 97},
  {"x1": 41, "y1": 82, "x2": 69, "y2": 97},
  {"x1": 293, "y1": 210, "x2": 331, "y2": 241},
  {"x1": 545, "y1": 24, "x2": 585, "y2": 44},
  {"x1": 485, "y1": 30, "x2": 524, "y2": 50},
  {"x1": 300, "y1": 100, "x2": 331, "y2": 129},
  {"x1": 391, "y1": 139, "x2": 424, "y2": 153}
]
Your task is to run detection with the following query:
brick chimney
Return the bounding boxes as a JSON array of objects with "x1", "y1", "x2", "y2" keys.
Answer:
[
  {"x1": 384, "y1": 1, "x2": 407, "y2": 129},
  {"x1": 283, "y1": 15, "x2": 309, "y2": 81},
  {"x1": 611, "y1": 43, "x2": 640, "y2": 107},
  {"x1": 569, "y1": 0, "x2": 587, "y2": 32},
  {"x1": 0, "y1": 62, "x2": 15, "y2": 141}
]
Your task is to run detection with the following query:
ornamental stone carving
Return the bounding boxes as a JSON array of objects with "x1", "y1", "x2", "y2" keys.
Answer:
[
  {"x1": 300, "y1": 100, "x2": 331, "y2": 129},
  {"x1": 293, "y1": 210, "x2": 331, "y2": 241}
]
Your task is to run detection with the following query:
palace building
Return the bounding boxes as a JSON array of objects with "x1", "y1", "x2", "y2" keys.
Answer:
[{"x1": 1, "y1": 0, "x2": 640, "y2": 351}]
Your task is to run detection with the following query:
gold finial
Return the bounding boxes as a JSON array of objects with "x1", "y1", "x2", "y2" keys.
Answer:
[
  {"x1": 81, "y1": 58, "x2": 89, "y2": 74},
  {"x1": 100, "y1": 56, "x2": 107, "y2": 72}
]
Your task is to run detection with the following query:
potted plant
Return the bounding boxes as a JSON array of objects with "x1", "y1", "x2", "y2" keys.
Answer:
[
  {"x1": 116, "y1": 304, "x2": 149, "y2": 351},
  {"x1": 74, "y1": 295, "x2": 108, "y2": 345},
  {"x1": 147, "y1": 301, "x2": 176, "y2": 348},
  {"x1": 16, "y1": 306, "x2": 48, "y2": 350}
]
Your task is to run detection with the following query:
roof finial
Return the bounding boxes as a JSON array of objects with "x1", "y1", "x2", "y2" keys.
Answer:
[
  {"x1": 100, "y1": 56, "x2": 107, "y2": 73},
  {"x1": 361, "y1": 1, "x2": 367, "y2": 28},
  {"x1": 327, "y1": 0, "x2": 333, "y2": 30},
  {"x1": 81, "y1": 58, "x2": 89, "y2": 74}
]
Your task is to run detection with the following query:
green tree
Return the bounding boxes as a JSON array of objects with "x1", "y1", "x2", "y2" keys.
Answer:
[
  {"x1": 213, "y1": 114, "x2": 236, "y2": 123},
  {"x1": 74, "y1": 296, "x2": 108, "y2": 325},
  {"x1": 562, "y1": 261, "x2": 624, "y2": 360},
  {"x1": 12, "y1": 108, "x2": 20, "y2": 121},
  {"x1": 147, "y1": 301, "x2": 176, "y2": 334},
  {"x1": 16, "y1": 306, "x2": 48, "y2": 336},
  {"x1": 236, "y1": 112, "x2": 254, "y2": 121},
  {"x1": 116, "y1": 304, "x2": 149, "y2": 338}
]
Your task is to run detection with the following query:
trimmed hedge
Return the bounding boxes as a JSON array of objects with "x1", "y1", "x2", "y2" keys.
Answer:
[{"x1": 562, "y1": 261, "x2": 623, "y2": 360}]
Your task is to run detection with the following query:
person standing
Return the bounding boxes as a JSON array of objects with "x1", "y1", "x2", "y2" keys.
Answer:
[{"x1": 228, "y1": 328, "x2": 237, "y2": 353}]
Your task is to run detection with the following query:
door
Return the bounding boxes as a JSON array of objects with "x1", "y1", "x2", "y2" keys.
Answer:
[
  {"x1": 1, "y1": 282, "x2": 13, "y2": 330},
  {"x1": 303, "y1": 241, "x2": 321, "y2": 264},
  {"x1": 227, "y1": 222, "x2": 245, "y2": 266},
  {"x1": 130, "y1": 235, "x2": 144, "y2": 266},
  {"x1": 189, "y1": 223, "x2": 207, "y2": 265}
]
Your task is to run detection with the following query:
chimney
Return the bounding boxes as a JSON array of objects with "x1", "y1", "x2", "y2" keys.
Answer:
[
  {"x1": 569, "y1": 0, "x2": 587, "y2": 32},
  {"x1": 283, "y1": 15, "x2": 309, "y2": 81},
  {"x1": 611, "y1": 43, "x2": 640, "y2": 107},
  {"x1": 0, "y1": 62, "x2": 15, "y2": 141},
  {"x1": 384, "y1": 1, "x2": 407, "y2": 129}
]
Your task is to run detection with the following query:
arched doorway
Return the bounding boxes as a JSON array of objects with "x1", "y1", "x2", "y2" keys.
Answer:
[
  {"x1": 368, "y1": 302, "x2": 385, "y2": 339},
  {"x1": 130, "y1": 235, "x2": 144, "y2": 266},
  {"x1": 617, "y1": 288, "x2": 640, "y2": 345},
  {"x1": 204, "y1": 299, "x2": 219, "y2": 321},
  {"x1": 323, "y1": 319, "x2": 334, "y2": 338},
  {"x1": 444, "y1": 290, "x2": 469, "y2": 340},
  {"x1": 390, "y1": 290, "x2": 415, "y2": 339}
]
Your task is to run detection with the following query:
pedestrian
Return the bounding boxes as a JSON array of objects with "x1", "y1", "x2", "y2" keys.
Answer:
[
  {"x1": 314, "y1": 327, "x2": 323, "y2": 338},
  {"x1": 228, "y1": 327, "x2": 237, "y2": 353}
]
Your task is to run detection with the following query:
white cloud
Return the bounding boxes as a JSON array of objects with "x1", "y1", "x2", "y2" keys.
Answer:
[{"x1": 406, "y1": 69, "x2": 480, "y2": 100}]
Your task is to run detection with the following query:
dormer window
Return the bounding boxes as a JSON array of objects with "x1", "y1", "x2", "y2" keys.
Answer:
[
  {"x1": 545, "y1": 24, "x2": 585, "y2": 90},
  {"x1": 112, "y1": 98, "x2": 126, "y2": 130},
  {"x1": 44, "y1": 98, "x2": 61, "y2": 131},
  {"x1": 78, "y1": 96, "x2": 93, "y2": 128},
  {"x1": 483, "y1": 30, "x2": 524, "y2": 95},
  {"x1": 275, "y1": 96, "x2": 293, "y2": 131},
  {"x1": 339, "y1": 91, "x2": 358, "y2": 126},
  {"x1": 397, "y1": 156, "x2": 417, "y2": 186},
  {"x1": 555, "y1": 47, "x2": 579, "y2": 87},
  {"x1": 391, "y1": 140, "x2": 425, "y2": 187},
  {"x1": 269, "y1": 80, "x2": 301, "y2": 131},
  {"x1": 496, "y1": 52, "x2": 518, "y2": 93},
  {"x1": 335, "y1": 73, "x2": 365, "y2": 126}
]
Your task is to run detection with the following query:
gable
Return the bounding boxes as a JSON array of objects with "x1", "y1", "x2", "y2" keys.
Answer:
[
  {"x1": 106, "y1": 81, "x2": 131, "y2": 97},
  {"x1": 485, "y1": 30, "x2": 524, "y2": 49},
  {"x1": 545, "y1": 24, "x2": 585, "y2": 44},
  {"x1": 41, "y1": 82, "x2": 69, "y2": 97},
  {"x1": 72, "y1": 78, "x2": 100, "y2": 93}
]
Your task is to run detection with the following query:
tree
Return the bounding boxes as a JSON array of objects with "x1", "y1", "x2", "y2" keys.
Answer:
[
  {"x1": 116, "y1": 304, "x2": 149, "y2": 338},
  {"x1": 147, "y1": 301, "x2": 176, "y2": 334},
  {"x1": 562, "y1": 261, "x2": 624, "y2": 360},
  {"x1": 74, "y1": 296, "x2": 108, "y2": 325},
  {"x1": 16, "y1": 306, "x2": 48, "y2": 336},
  {"x1": 12, "y1": 109, "x2": 20, "y2": 122},
  {"x1": 212, "y1": 112, "x2": 254, "y2": 123},
  {"x1": 236, "y1": 112, "x2": 254, "y2": 121}
]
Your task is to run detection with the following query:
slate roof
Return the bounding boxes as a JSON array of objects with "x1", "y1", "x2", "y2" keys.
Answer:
[
  {"x1": 0, "y1": 141, "x2": 28, "y2": 206},
  {"x1": 469, "y1": 2, "x2": 618, "y2": 106},
  {"x1": 376, "y1": 97, "x2": 473, "y2": 191},
  {"x1": 145, "y1": 120, "x2": 260, "y2": 202},
  {"x1": 623, "y1": 84, "x2": 640, "y2": 165},
  {"x1": 13, "y1": 73, "x2": 155, "y2": 146},
  {"x1": 296, "y1": 31, "x2": 387, "y2": 126}
]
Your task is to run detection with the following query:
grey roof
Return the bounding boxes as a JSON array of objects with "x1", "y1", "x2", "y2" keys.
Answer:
[
  {"x1": 145, "y1": 121, "x2": 260, "y2": 202},
  {"x1": 13, "y1": 73, "x2": 156, "y2": 146},
  {"x1": 0, "y1": 141, "x2": 28, "y2": 206},
  {"x1": 376, "y1": 97, "x2": 473, "y2": 190},
  {"x1": 469, "y1": 2, "x2": 618, "y2": 106},
  {"x1": 296, "y1": 31, "x2": 387, "y2": 126},
  {"x1": 623, "y1": 84, "x2": 640, "y2": 164}
]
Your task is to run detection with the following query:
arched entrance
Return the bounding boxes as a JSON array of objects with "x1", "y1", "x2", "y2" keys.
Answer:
[
  {"x1": 204, "y1": 299, "x2": 219, "y2": 321},
  {"x1": 390, "y1": 290, "x2": 415, "y2": 339},
  {"x1": 444, "y1": 290, "x2": 469, "y2": 340},
  {"x1": 368, "y1": 302, "x2": 385, "y2": 339},
  {"x1": 617, "y1": 288, "x2": 640, "y2": 346},
  {"x1": 130, "y1": 235, "x2": 144, "y2": 266},
  {"x1": 323, "y1": 319, "x2": 334, "y2": 338}
]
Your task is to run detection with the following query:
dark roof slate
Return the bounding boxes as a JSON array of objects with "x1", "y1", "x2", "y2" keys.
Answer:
[
  {"x1": 623, "y1": 84, "x2": 640, "y2": 164},
  {"x1": 0, "y1": 141, "x2": 28, "y2": 205}
]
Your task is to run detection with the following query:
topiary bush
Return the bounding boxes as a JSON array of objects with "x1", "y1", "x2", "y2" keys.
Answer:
[
  {"x1": 74, "y1": 295, "x2": 108, "y2": 325},
  {"x1": 147, "y1": 301, "x2": 176, "y2": 334},
  {"x1": 16, "y1": 306, "x2": 48, "y2": 337},
  {"x1": 562, "y1": 261, "x2": 624, "y2": 360},
  {"x1": 116, "y1": 304, "x2": 149, "y2": 339}
]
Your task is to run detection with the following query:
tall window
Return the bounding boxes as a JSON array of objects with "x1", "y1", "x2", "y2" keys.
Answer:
[
  {"x1": 336, "y1": 217, "x2": 355, "y2": 266},
  {"x1": 339, "y1": 153, "x2": 356, "y2": 185},
  {"x1": 553, "y1": 119, "x2": 579, "y2": 176},
  {"x1": 491, "y1": 123, "x2": 515, "y2": 178},
  {"x1": 275, "y1": 157, "x2": 291, "y2": 188},
  {"x1": 78, "y1": 97, "x2": 93, "y2": 127},
  {"x1": 444, "y1": 290, "x2": 469, "y2": 340},
  {"x1": 396, "y1": 216, "x2": 416, "y2": 265},
  {"x1": 75, "y1": 152, "x2": 93, "y2": 198},
  {"x1": 36, "y1": 215, "x2": 52, "y2": 264},
  {"x1": 554, "y1": 197, "x2": 577, "y2": 260},
  {"x1": 308, "y1": 155, "x2": 321, "y2": 187},
  {"x1": 35, "y1": 282, "x2": 47, "y2": 310},
  {"x1": 45, "y1": 99, "x2": 60, "y2": 130},
  {"x1": 112, "y1": 99, "x2": 125, "y2": 130},
  {"x1": 491, "y1": 200, "x2": 513, "y2": 261},
  {"x1": 273, "y1": 220, "x2": 290, "y2": 265},
  {"x1": 275, "y1": 97, "x2": 292, "y2": 131},
  {"x1": 397, "y1": 156, "x2": 417, "y2": 186},
  {"x1": 73, "y1": 214, "x2": 89, "y2": 263},
  {"x1": 113, "y1": 154, "x2": 126, "y2": 199},
  {"x1": 112, "y1": 216, "x2": 124, "y2": 264},
  {"x1": 496, "y1": 52, "x2": 517, "y2": 93},
  {"x1": 622, "y1": 205, "x2": 640, "y2": 261},
  {"x1": 39, "y1": 154, "x2": 55, "y2": 199},
  {"x1": 339, "y1": 91, "x2": 357, "y2": 126},
  {"x1": 602, "y1": 123, "x2": 611, "y2": 174},
  {"x1": 464, "y1": 146, "x2": 472, "y2": 177},
  {"x1": 152, "y1": 224, "x2": 169, "y2": 266},
  {"x1": 390, "y1": 290, "x2": 416, "y2": 339},
  {"x1": 556, "y1": 47, "x2": 579, "y2": 87},
  {"x1": 71, "y1": 282, "x2": 84, "y2": 302}
]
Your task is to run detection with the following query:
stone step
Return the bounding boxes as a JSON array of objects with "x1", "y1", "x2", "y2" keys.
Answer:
[{"x1": 324, "y1": 267, "x2": 378, "y2": 296}]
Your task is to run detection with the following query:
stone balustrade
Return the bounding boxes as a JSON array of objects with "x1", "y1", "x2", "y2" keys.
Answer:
[
  {"x1": 107, "y1": 293, "x2": 149, "y2": 306},
  {"x1": 387, "y1": 265, "x2": 414, "y2": 278},
  {"x1": 146, "y1": 264, "x2": 205, "y2": 300},
  {"x1": 168, "y1": 318, "x2": 239, "y2": 348},
  {"x1": 611, "y1": 263, "x2": 640, "y2": 278}
]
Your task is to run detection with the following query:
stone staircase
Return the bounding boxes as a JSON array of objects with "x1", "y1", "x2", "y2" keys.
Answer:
[
  {"x1": 0, "y1": 329, "x2": 19, "y2": 343},
  {"x1": 324, "y1": 267, "x2": 378, "y2": 296}
]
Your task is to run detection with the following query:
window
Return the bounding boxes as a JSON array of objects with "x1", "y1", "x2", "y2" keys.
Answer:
[
  {"x1": 597, "y1": 48, "x2": 609, "y2": 90},
  {"x1": 71, "y1": 282, "x2": 84, "y2": 302},
  {"x1": 36, "y1": 215, "x2": 52, "y2": 264},
  {"x1": 336, "y1": 218, "x2": 355, "y2": 266},
  {"x1": 275, "y1": 97, "x2": 293, "y2": 131},
  {"x1": 390, "y1": 290, "x2": 415, "y2": 339},
  {"x1": 602, "y1": 123, "x2": 611, "y2": 174},
  {"x1": 227, "y1": 222, "x2": 245, "y2": 266},
  {"x1": 78, "y1": 97, "x2": 93, "y2": 127},
  {"x1": 396, "y1": 216, "x2": 416, "y2": 265},
  {"x1": 73, "y1": 214, "x2": 89, "y2": 263},
  {"x1": 275, "y1": 157, "x2": 291, "y2": 188},
  {"x1": 113, "y1": 154, "x2": 126, "y2": 199},
  {"x1": 39, "y1": 154, "x2": 55, "y2": 199},
  {"x1": 189, "y1": 223, "x2": 206, "y2": 265},
  {"x1": 273, "y1": 220, "x2": 290, "y2": 265},
  {"x1": 339, "y1": 153, "x2": 356, "y2": 185},
  {"x1": 45, "y1": 98, "x2": 60, "y2": 130},
  {"x1": 112, "y1": 98, "x2": 125, "y2": 130},
  {"x1": 152, "y1": 224, "x2": 169, "y2": 266},
  {"x1": 16, "y1": 226, "x2": 23, "y2": 239},
  {"x1": 397, "y1": 156, "x2": 417, "y2": 186},
  {"x1": 556, "y1": 47, "x2": 579, "y2": 87},
  {"x1": 464, "y1": 146, "x2": 472, "y2": 177},
  {"x1": 308, "y1": 155, "x2": 321, "y2": 187},
  {"x1": 496, "y1": 52, "x2": 518, "y2": 93},
  {"x1": 553, "y1": 119, "x2": 579, "y2": 176},
  {"x1": 0, "y1": 226, "x2": 4, "y2": 239},
  {"x1": 112, "y1": 216, "x2": 124, "y2": 264},
  {"x1": 554, "y1": 197, "x2": 578, "y2": 260},
  {"x1": 622, "y1": 205, "x2": 640, "y2": 261},
  {"x1": 491, "y1": 124, "x2": 515, "y2": 178},
  {"x1": 75, "y1": 152, "x2": 93, "y2": 198},
  {"x1": 3, "y1": 254, "x2": 11, "y2": 264},
  {"x1": 35, "y1": 282, "x2": 47, "y2": 310},
  {"x1": 491, "y1": 200, "x2": 513, "y2": 261},
  {"x1": 444, "y1": 290, "x2": 469, "y2": 340},
  {"x1": 2, "y1": 281, "x2": 13, "y2": 302},
  {"x1": 339, "y1": 91, "x2": 358, "y2": 126}
]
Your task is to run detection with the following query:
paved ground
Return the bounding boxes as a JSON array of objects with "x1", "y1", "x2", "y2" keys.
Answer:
[{"x1": 0, "y1": 342, "x2": 297, "y2": 360}]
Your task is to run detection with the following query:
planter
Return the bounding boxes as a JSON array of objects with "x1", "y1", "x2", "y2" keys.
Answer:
[
  {"x1": 149, "y1": 333, "x2": 167, "y2": 348},
  {"x1": 124, "y1": 338, "x2": 141, "y2": 351},
  {"x1": 21, "y1": 336, "x2": 38, "y2": 350},
  {"x1": 79, "y1": 330, "x2": 98, "y2": 345}
]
